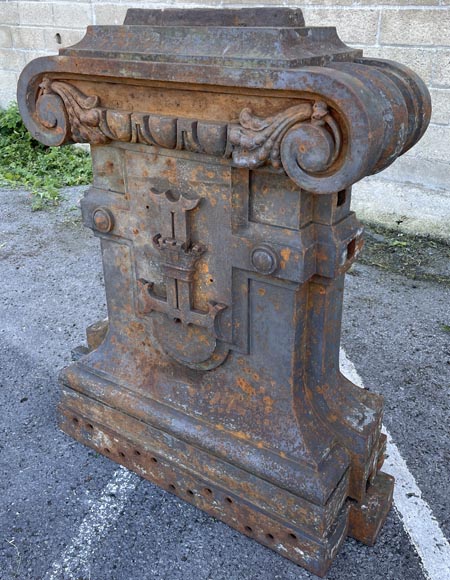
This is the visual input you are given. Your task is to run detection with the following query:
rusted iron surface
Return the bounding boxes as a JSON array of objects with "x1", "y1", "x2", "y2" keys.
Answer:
[
  {"x1": 18, "y1": 8, "x2": 431, "y2": 577},
  {"x1": 348, "y1": 471, "x2": 395, "y2": 547}
]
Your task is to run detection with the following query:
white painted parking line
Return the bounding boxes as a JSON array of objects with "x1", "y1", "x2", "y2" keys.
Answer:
[
  {"x1": 340, "y1": 351, "x2": 450, "y2": 580},
  {"x1": 46, "y1": 352, "x2": 449, "y2": 580},
  {"x1": 45, "y1": 466, "x2": 140, "y2": 580}
]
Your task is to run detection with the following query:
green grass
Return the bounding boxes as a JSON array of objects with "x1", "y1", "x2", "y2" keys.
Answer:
[{"x1": 0, "y1": 102, "x2": 92, "y2": 210}]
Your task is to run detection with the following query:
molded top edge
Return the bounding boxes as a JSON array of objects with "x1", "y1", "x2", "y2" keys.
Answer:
[{"x1": 59, "y1": 23, "x2": 357, "y2": 68}]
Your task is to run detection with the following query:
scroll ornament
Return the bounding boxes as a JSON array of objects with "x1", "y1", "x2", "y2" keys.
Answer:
[
  {"x1": 35, "y1": 78, "x2": 342, "y2": 185},
  {"x1": 228, "y1": 101, "x2": 341, "y2": 173}
]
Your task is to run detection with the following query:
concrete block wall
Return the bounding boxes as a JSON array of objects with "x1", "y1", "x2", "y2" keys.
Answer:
[{"x1": 1, "y1": 1, "x2": 449, "y2": 238}]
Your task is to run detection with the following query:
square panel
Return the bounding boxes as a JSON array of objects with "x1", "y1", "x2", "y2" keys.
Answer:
[{"x1": 249, "y1": 170, "x2": 312, "y2": 230}]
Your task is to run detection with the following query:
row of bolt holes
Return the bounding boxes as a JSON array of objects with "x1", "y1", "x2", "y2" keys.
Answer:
[{"x1": 72, "y1": 416, "x2": 299, "y2": 544}]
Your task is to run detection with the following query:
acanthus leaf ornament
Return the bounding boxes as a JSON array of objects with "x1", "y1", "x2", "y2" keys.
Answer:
[
  {"x1": 39, "y1": 78, "x2": 108, "y2": 145},
  {"x1": 229, "y1": 101, "x2": 329, "y2": 169}
]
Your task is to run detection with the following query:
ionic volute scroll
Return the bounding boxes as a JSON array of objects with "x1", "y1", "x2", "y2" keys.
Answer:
[
  {"x1": 228, "y1": 100, "x2": 343, "y2": 191},
  {"x1": 228, "y1": 100, "x2": 341, "y2": 172}
]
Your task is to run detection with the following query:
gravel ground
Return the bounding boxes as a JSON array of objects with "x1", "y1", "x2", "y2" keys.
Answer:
[{"x1": 0, "y1": 186, "x2": 448, "y2": 580}]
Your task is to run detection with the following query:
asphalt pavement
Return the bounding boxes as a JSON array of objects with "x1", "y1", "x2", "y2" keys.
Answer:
[{"x1": 0, "y1": 186, "x2": 448, "y2": 580}]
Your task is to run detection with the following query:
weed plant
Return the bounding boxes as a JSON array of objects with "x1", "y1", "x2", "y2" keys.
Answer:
[{"x1": 0, "y1": 102, "x2": 92, "y2": 210}]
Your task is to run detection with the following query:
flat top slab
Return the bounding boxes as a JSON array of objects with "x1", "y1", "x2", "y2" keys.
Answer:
[{"x1": 59, "y1": 8, "x2": 359, "y2": 69}]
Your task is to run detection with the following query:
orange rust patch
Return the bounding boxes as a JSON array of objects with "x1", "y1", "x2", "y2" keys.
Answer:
[
  {"x1": 232, "y1": 430, "x2": 251, "y2": 441},
  {"x1": 263, "y1": 396, "x2": 274, "y2": 413},
  {"x1": 237, "y1": 377, "x2": 256, "y2": 397},
  {"x1": 280, "y1": 247, "x2": 291, "y2": 269}
]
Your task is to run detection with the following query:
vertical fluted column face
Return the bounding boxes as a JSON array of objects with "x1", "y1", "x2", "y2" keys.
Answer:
[{"x1": 17, "y1": 8, "x2": 431, "y2": 577}]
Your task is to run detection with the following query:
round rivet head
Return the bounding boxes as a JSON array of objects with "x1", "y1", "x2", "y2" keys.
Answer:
[
  {"x1": 251, "y1": 245, "x2": 279, "y2": 275},
  {"x1": 92, "y1": 207, "x2": 114, "y2": 233}
]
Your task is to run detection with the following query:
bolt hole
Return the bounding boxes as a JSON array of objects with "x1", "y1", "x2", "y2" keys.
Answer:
[
  {"x1": 86, "y1": 423, "x2": 94, "y2": 430},
  {"x1": 145, "y1": 205, "x2": 150, "y2": 210},
  {"x1": 266, "y1": 533, "x2": 274, "y2": 541},
  {"x1": 187, "y1": 489, "x2": 194, "y2": 496},
  {"x1": 72, "y1": 417, "x2": 79, "y2": 423},
  {"x1": 169, "y1": 484, "x2": 176, "y2": 490},
  {"x1": 173, "y1": 318, "x2": 181, "y2": 324},
  {"x1": 204, "y1": 488, "x2": 212, "y2": 495},
  {"x1": 337, "y1": 190, "x2": 346, "y2": 206},
  {"x1": 225, "y1": 497, "x2": 233, "y2": 504},
  {"x1": 245, "y1": 526, "x2": 253, "y2": 533},
  {"x1": 134, "y1": 450, "x2": 141, "y2": 456},
  {"x1": 347, "y1": 238, "x2": 357, "y2": 260},
  {"x1": 55, "y1": 33, "x2": 62, "y2": 45},
  {"x1": 209, "y1": 278, "x2": 214, "y2": 283},
  {"x1": 289, "y1": 533, "x2": 297, "y2": 540},
  {"x1": 104, "y1": 448, "x2": 111, "y2": 454},
  {"x1": 119, "y1": 451, "x2": 125, "y2": 458},
  {"x1": 151, "y1": 457, "x2": 158, "y2": 463}
]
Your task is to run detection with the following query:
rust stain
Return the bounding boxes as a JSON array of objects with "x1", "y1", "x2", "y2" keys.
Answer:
[
  {"x1": 263, "y1": 396, "x2": 274, "y2": 413},
  {"x1": 237, "y1": 377, "x2": 257, "y2": 397}
]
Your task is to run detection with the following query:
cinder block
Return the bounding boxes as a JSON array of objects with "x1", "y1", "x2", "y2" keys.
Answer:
[
  {"x1": 0, "y1": 1, "x2": 19, "y2": 25},
  {"x1": 410, "y1": 124, "x2": 450, "y2": 163},
  {"x1": 302, "y1": 8, "x2": 380, "y2": 46},
  {"x1": 0, "y1": 70, "x2": 18, "y2": 109},
  {"x1": 18, "y1": 2, "x2": 53, "y2": 27},
  {"x1": 94, "y1": 4, "x2": 129, "y2": 25},
  {"x1": 222, "y1": 0, "x2": 300, "y2": 4},
  {"x1": 345, "y1": 0, "x2": 439, "y2": 4},
  {"x1": 380, "y1": 9, "x2": 450, "y2": 46},
  {"x1": 44, "y1": 28, "x2": 85, "y2": 51},
  {"x1": 0, "y1": 48, "x2": 26, "y2": 71},
  {"x1": 0, "y1": 26, "x2": 12, "y2": 48},
  {"x1": 299, "y1": 0, "x2": 439, "y2": 4},
  {"x1": 12, "y1": 26, "x2": 46, "y2": 50},
  {"x1": 358, "y1": 45, "x2": 434, "y2": 84},
  {"x1": 433, "y1": 49, "x2": 450, "y2": 87},
  {"x1": 429, "y1": 89, "x2": 450, "y2": 125},
  {"x1": 22, "y1": 49, "x2": 54, "y2": 66},
  {"x1": 53, "y1": 3, "x2": 93, "y2": 29}
]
